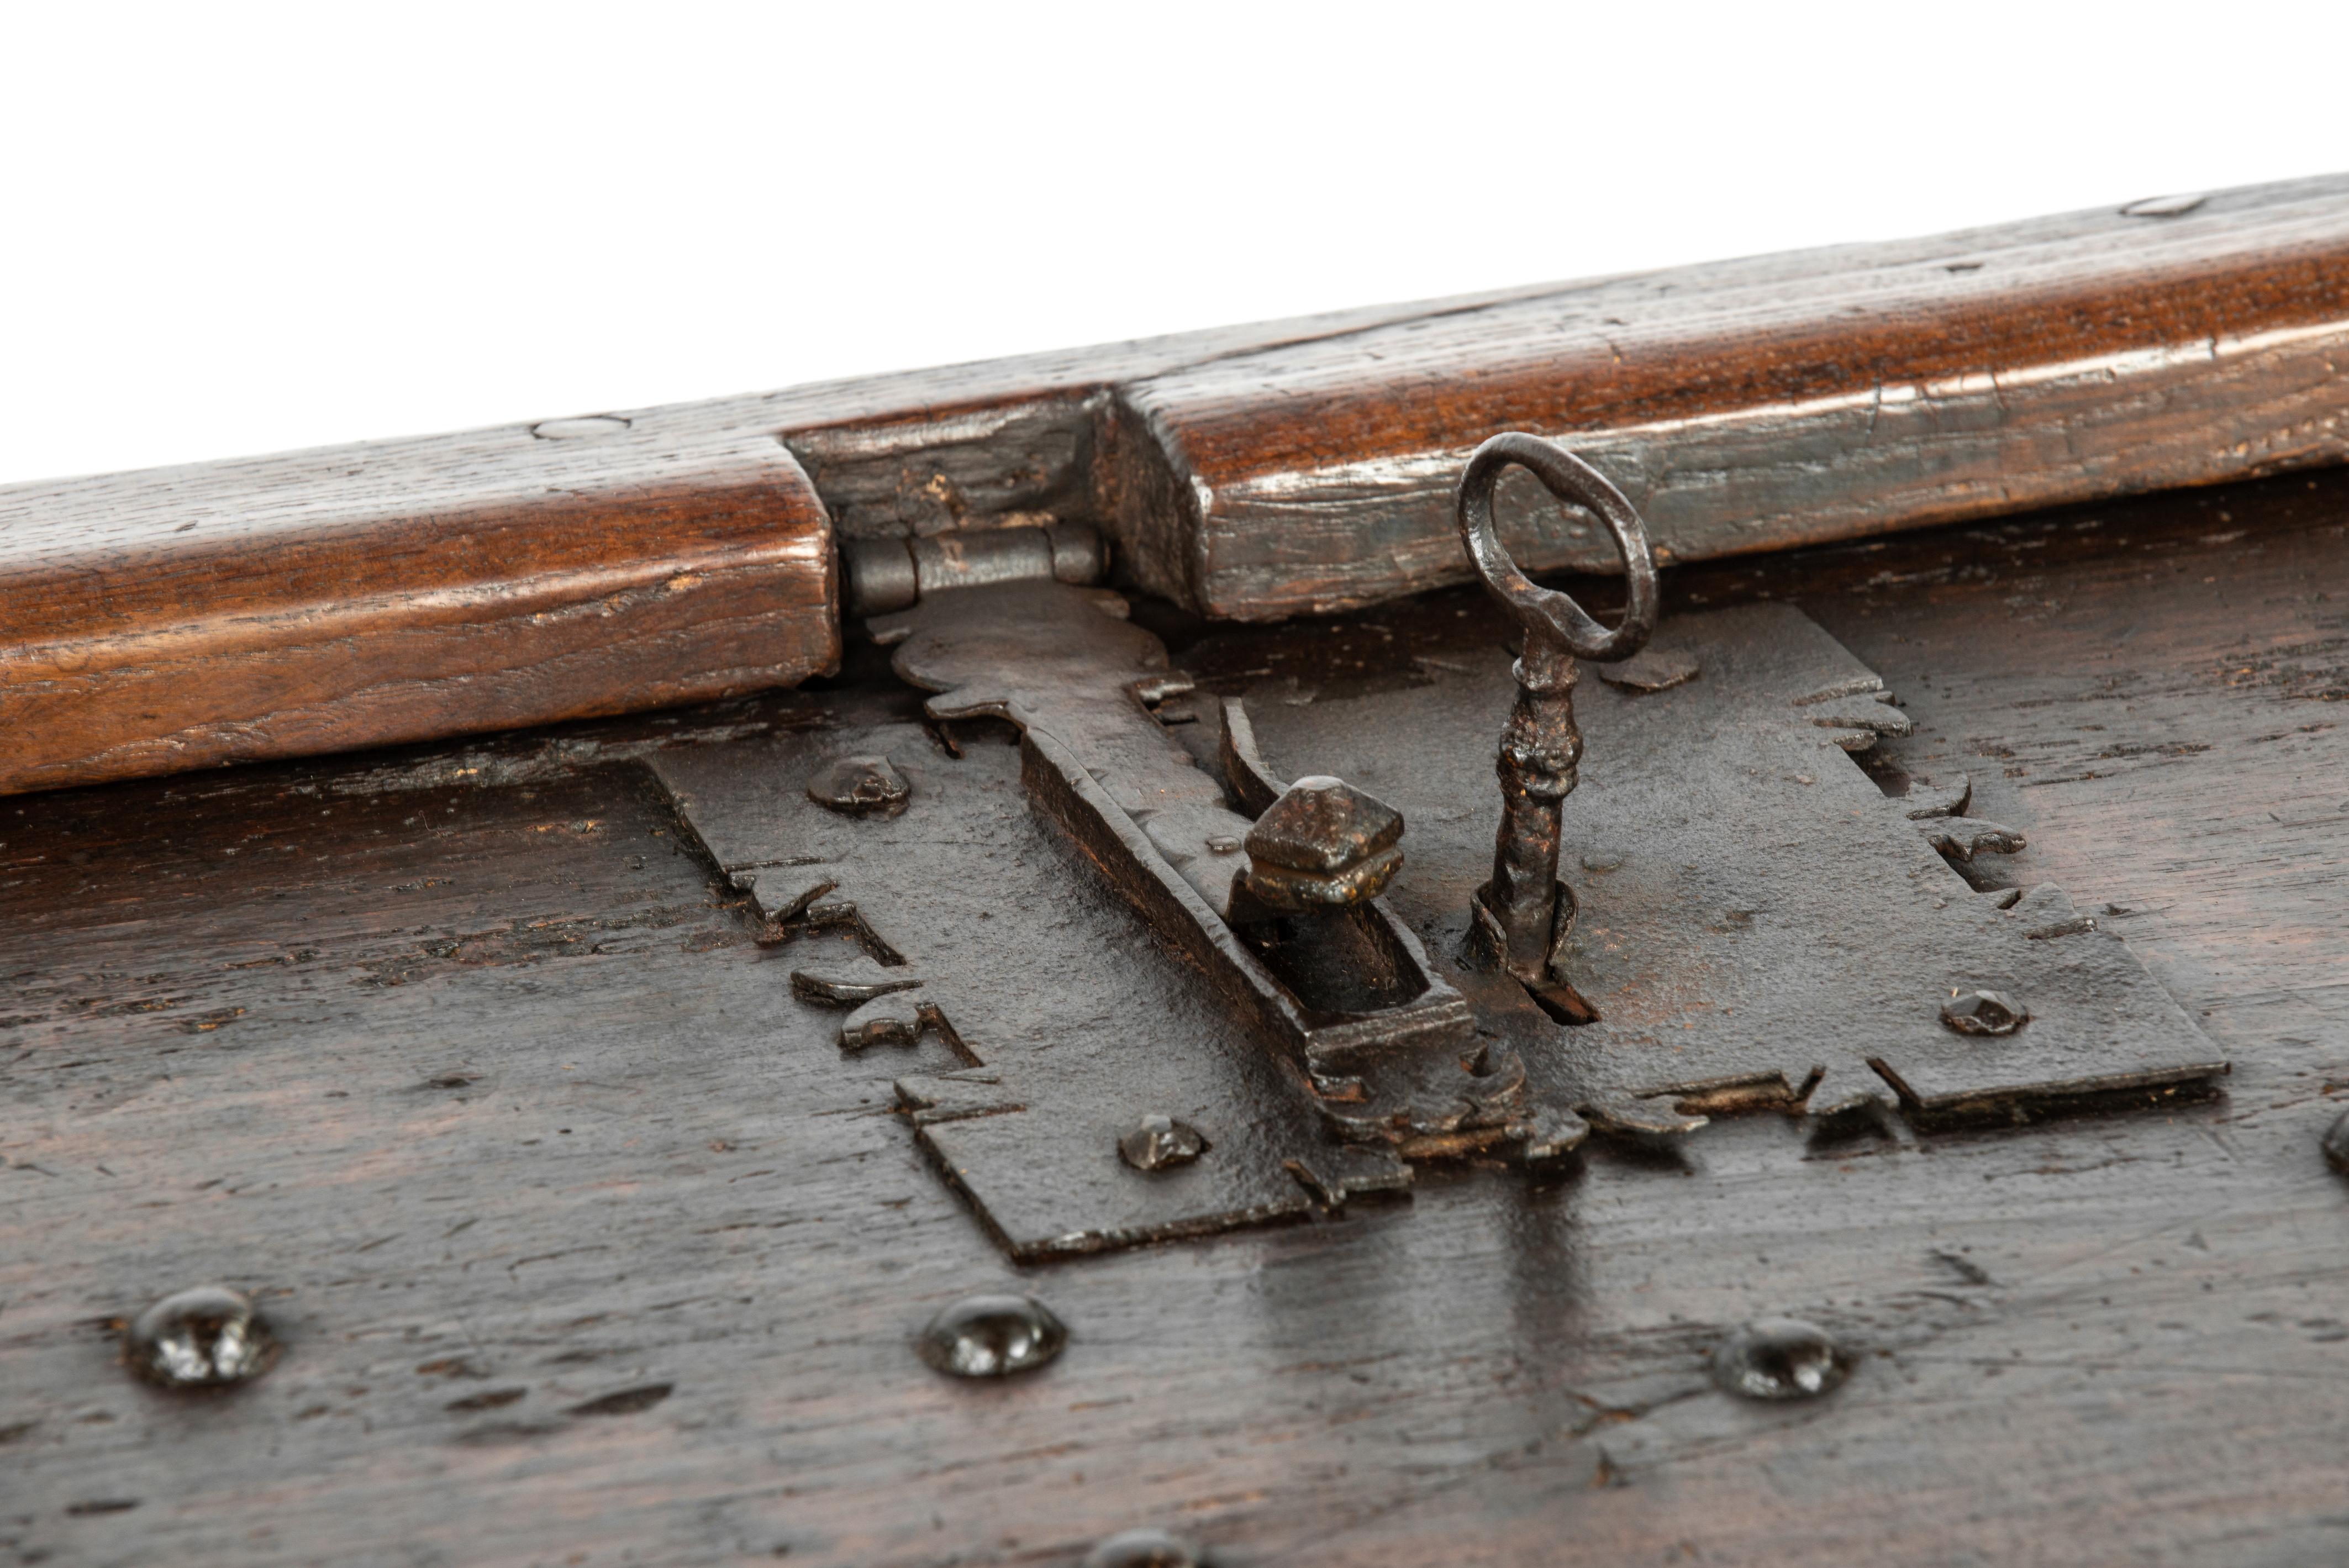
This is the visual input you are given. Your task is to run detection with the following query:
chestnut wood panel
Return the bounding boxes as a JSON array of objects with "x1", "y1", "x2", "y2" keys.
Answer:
[
  {"x1": 3, "y1": 466, "x2": 2345, "y2": 1566},
  {"x1": 1110, "y1": 176, "x2": 2349, "y2": 618},
  {"x1": 7, "y1": 174, "x2": 2348, "y2": 799},
  {"x1": 764, "y1": 175, "x2": 2349, "y2": 596},
  {"x1": 0, "y1": 419, "x2": 836, "y2": 796}
]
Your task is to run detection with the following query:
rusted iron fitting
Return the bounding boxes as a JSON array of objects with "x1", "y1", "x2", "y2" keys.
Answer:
[
  {"x1": 1487, "y1": 638, "x2": 1582, "y2": 974},
  {"x1": 1240, "y1": 774, "x2": 1405, "y2": 914},
  {"x1": 1455, "y1": 433, "x2": 1658, "y2": 985},
  {"x1": 842, "y1": 522, "x2": 1107, "y2": 615}
]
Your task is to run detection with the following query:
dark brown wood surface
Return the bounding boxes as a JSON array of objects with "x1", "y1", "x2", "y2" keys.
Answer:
[
  {"x1": 1112, "y1": 177, "x2": 2349, "y2": 618},
  {"x1": 4, "y1": 464, "x2": 2344, "y2": 1565},
  {"x1": 7, "y1": 175, "x2": 2348, "y2": 804},
  {"x1": 773, "y1": 175, "x2": 2349, "y2": 620},
  {"x1": 0, "y1": 419, "x2": 835, "y2": 796}
]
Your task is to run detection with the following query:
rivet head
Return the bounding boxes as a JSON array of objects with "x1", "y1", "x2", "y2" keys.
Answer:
[
  {"x1": 2322, "y1": 1108, "x2": 2349, "y2": 1175},
  {"x1": 916, "y1": 1294, "x2": 1066, "y2": 1378},
  {"x1": 124, "y1": 1286, "x2": 278, "y2": 1390},
  {"x1": 807, "y1": 755, "x2": 910, "y2": 818},
  {"x1": 530, "y1": 415, "x2": 631, "y2": 440},
  {"x1": 1710, "y1": 1317, "x2": 1848, "y2": 1401},
  {"x1": 2119, "y1": 192, "x2": 2206, "y2": 219},
  {"x1": 1118, "y1": 1114, "x2": 1208, "y2": 1172},
  {"x1": 1940, "y1": 989, "x2": 2027, "y2": 1035},
  {"x1": 1083, "y1": 1528, "x2": 1204, "y2": 1568}
]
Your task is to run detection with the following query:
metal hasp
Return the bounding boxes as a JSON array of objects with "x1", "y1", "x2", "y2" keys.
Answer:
[
  {"x1": 1456, "y1": 433, "x2": 1660, "y2": 1023},
  {"x1": 866, "y1": 582, "x2": 1548, "y2": 1164}
]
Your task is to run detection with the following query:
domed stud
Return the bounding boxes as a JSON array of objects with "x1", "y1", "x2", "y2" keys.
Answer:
[
  {"x1": 1709, "y1": 1317, "x2": 1850, "y2": 1401},
  {"x1": 1940, "y1": 989, "x2": 2028, "y2": 1036},
  {"x1": 807, "y1": 755, "x2": 910, "y2": 818},
  {"x1": 1118, "y1": 1114, "x2": 1208, "y2": 1172},
  {"x1": 1083, "y1": 1527, "x2": 1206, "y2": 1567},
  {"x1": 915, "y1": 1294, "x2": 1067, "y2": 1378},
  {"x1": 123, "y1": 1285, "x2": 279, "y2": 1391}
]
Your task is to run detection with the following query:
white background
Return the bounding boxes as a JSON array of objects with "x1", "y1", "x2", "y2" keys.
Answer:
[{"x1": 2, "y1": 2, "x2": 2343, "y2": 486}]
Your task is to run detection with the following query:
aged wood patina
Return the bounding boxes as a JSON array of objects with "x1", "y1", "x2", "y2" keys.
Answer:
[
  {"x1": 3, "y1": 182, "x2": 2348, "y2": 1568},
  {"x1": 7, "y1": 176, "x2": 2349, "y2": 793}
]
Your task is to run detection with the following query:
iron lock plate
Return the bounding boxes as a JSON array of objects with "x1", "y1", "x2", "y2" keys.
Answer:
[{"x1": 648, "y1": 580, "x2": 2226, "y2": 1262}]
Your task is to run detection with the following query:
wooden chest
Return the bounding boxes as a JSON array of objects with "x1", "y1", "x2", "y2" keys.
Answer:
[{"x1": 5, "y1": 177, "x2": 2347, "y2": 1568}]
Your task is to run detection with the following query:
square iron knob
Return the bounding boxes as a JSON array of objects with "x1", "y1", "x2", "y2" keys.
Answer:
[{"x1": 1242, "y1": 776, "x2": 1405, "y2": 912}]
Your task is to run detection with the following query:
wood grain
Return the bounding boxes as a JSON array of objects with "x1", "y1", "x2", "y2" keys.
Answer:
[
  {"x1": 8, "y1": 175, "x2": 2349, "y2": 797},
  {"x1": 760, "y1": 175, "x2": 2349, "y2": 627},
  {"x1": 3, "y1": 466, "x2": 2345, "y2": 1565},
  {"x1": 1109, "y1": 175, "x2": 2349, "y2": 618},
  {"x1": 730, "y1": 172, "x2": 2349, "y2": 622},
  {"x1": 0, "y1": 418, "x2": 835, "y2": 795}
]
